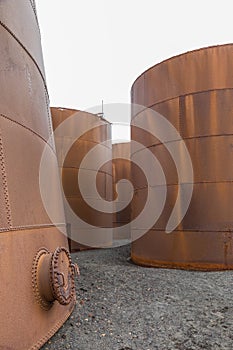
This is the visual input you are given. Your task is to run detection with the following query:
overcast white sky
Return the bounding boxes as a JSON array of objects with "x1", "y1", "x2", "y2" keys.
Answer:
[{"x1": 36, "y1": 0, "x2": 233, "y2": 123}]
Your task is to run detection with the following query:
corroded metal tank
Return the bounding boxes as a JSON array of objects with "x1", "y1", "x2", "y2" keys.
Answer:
[
  {"x1": 0, "y1": 2, "x2": 76, "y2": 349},
  {"x1": 51, "y1": 107, "x2": 113, "y2": 251},
  {"x1": 112, "y1": 142, "x2": 131, "y2": 243},
  {"x1": 131, "y1": 44, "x2": 233, "y2": 270}
]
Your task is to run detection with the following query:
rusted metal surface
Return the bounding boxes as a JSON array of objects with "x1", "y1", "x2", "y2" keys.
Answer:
[
  {"x1": 131, "y1": 44, "x2": 233, "y2": 270},
  {"x1": 0, "y1": 2, "x2": 76, "y2": 349},
  {"x1": 112, "y1": 142, "x2": 131, "y2": 242},
  {"x1": 51, "y1": 107, "x2": 113, "y2": 252}
]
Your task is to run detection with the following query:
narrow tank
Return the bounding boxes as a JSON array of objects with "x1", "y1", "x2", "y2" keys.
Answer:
[
  {"x1": 0, "y1": 2, "x2": 76, "y2": 349},
  {"x1": 131, "y1": 44, "x2": 233, "y2": 270},
  {"x1": 51, "y1": 107, "x2": 113, "y2": 251},
  {"x1": 112, "y1": 142, "x2": 131, "y2": 244}
]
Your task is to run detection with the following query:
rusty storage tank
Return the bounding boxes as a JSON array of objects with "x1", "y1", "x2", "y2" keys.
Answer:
[
  {"x1": 51, "y1": 107, "x2": 113, "y2": 252},
  {"x1": 131, "y1": 44, "x2": 233, "y2": 270},
  {"x1": 112, "y1": 142, "x2": 131, "y2": 244},
  {"x1": 0, "y1": 2, "x2": 76, "y2": 349}
]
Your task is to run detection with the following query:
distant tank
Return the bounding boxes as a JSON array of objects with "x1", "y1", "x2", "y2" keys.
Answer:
[
  {"x1": 51, "y1": 107, "x2": 113, "y2": 251},
  {"x1": 131, "y1": 44, "x2": 233, "y2": 270},
  {"x1": 112, "y1": 142, "x2": 131, "y2": 244}
]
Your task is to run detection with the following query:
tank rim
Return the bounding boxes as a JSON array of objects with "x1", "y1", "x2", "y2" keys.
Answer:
[{"x1": 130, "y1": 43, "x2": 233, "y2": 94}]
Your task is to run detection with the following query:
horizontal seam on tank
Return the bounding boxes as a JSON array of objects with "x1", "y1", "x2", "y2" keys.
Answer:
[
  {"x1": 113, "y1": 222, "x2": 130, "y2": 223},
  {"x1": 131, "y1": 133, "x2": 233, "y2": 157},
  {"x1": 132, "y1": 228, "x2": 233, "y2": 233},
  {"x1": 0, "y1": 20, "x2": 48, "y2": 95},
  {"x1": 133, "y1": 180, "x2": 233, "y2": 191},
  {"x1": 65, "y1": 195, "x2": 114, "y2": 200},
  {"x1": 80, "y1": 141, "x2": 111, "y2": 147},
  {"x1": 131, "y1": 87, "x2": 233, "y2": 119},
  {"x1": 131, "y1": 44, "x2": 233, "y2": 89},
  {"x1": 0, "y1": 223, "x2": 66, "y2": 233},
  {"x1": 148, "y1": 87, "x2": 233, "y2": 108},
  {"x1": 62, "y1": 166, "x2": 113, "y2": 176},
  {"x1": 55, "y1": 140, "x2": 112, "y2": 148},
  {"x1": 0, "y1": 113, "x2": 56, "y2": 154}
]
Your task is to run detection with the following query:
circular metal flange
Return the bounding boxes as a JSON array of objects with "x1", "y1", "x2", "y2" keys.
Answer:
[{"x1": 32, "y1": 247, "x2": 77, "y2": 310}]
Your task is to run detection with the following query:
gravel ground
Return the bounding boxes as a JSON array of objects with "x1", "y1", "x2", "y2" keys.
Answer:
[{"x1": 42, "y1": 244, "x2": 233, "y2": 350}]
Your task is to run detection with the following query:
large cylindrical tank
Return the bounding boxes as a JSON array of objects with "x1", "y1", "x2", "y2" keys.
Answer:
[
  {"x1": 0, "y1": 2, "x2": 76, "y2": 349},
  {"x1": 51, "y1": 107, "x2": 113, "y2": 251},
  {"x1": 131, "y1": 44, "x2": 233, "y2": 270},
  {"x1": 112, "y1": 142, "x2": 131, "y2": 243}
]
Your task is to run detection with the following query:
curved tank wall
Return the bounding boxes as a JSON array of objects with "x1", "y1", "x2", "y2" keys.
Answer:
[
  {"x1": 0, "y1": 2, "x2": 76, "y2": 349},
  {"x1": 112, "y1": 142, "x2": 131, "y2": 243},
  {"x1": 131, "y1": 44, "x2": 233, "y2": 270},
  {"x1": 51, "y1": 107, "x2": 113, "y2": 251}
]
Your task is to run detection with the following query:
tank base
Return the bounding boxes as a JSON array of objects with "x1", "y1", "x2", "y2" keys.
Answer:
[{"x1": 131, "y1": 254, "x2": 233, "y2": 271}]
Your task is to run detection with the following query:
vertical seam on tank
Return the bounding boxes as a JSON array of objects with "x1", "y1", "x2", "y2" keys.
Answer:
[
  {"x1": 28, "y1": 0, "x2": 40, "y2": 28},
  {"x1": 29, "y1": 304, "x2": 75, "y2": 350},
  {"x1": 179, "y1": 95, "x2": 185, "y2": 138},
  {"x1": 44, "y1": 88, "x2": 55, "y2": 151},
  {"x1": 0, "y1": 133, "x2": 12, "y2": 227}
]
